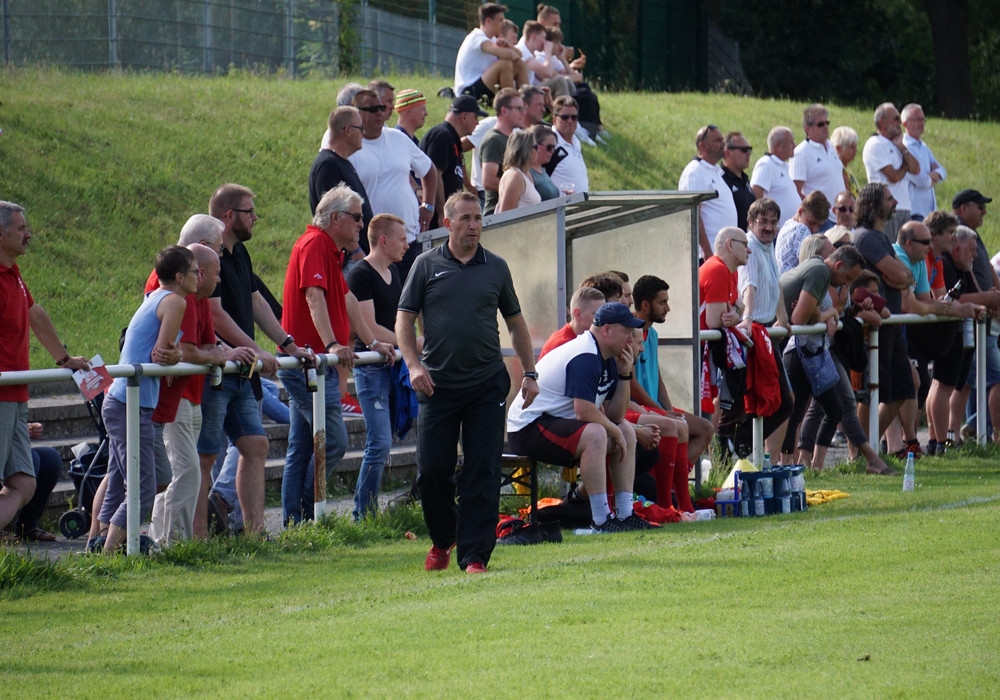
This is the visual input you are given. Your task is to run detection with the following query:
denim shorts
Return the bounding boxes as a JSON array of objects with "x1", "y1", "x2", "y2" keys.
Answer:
[{"x1": 197, "y1": 375, "x2": 265, "y2": 455}]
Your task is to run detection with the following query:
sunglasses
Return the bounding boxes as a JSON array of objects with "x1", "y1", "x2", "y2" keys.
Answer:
[
  {"x1": 357, "y1": 104, "x2": 388, "y2": 114},
  {"x1": 834, "y1": 206, "x2": 854, "y2": 213},
  {"x1": 536, "y1": 143, "x2": 555, "y2": 152},
  {"x1": 342, "y1": 211, "x2": 363, "y2": 222},
  {"x1": 556, "y1": 113, "x2": 579, "y2": 121},
  {"x1": 727, "y1": 145, "x2": 752, "y2": 153},
  {"x1": 697, "y1": 124, "x2": 718, "y2": 142}
]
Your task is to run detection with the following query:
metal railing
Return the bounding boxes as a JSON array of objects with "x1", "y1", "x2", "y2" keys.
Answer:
[
  {"x1": 700, "y1": 314, "x2": 989, "y2": 467},
  {"x1": 1, "y1": 351, "x2": 393, "y2": 555}
]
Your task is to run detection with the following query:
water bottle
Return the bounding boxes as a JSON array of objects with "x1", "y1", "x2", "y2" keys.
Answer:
[
  {"x1": 210, "y1": 342, "x2": 224, "y2": 390},
  {"x1": 303, "y1": 344, "x2": 318, "y2": 393},
  {"x1": 943, "y1": 279, "x2": 962, "y2": 302},
  {"x1": 963, "y1": 318, "x2": 975, "y2": 349},
  {"x1": 902, "y1": 452, "x2": 915, "y2": 492},
  {"x1": 763, "y1": 452, "x2": 771, "y2": 470}
]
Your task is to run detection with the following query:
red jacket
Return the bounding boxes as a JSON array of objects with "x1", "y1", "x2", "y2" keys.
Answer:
[{"x1": 744, "y1": 322, "x2": 782, "y2": 416}]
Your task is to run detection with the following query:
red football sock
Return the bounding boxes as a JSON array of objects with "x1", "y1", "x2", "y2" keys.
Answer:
[
  {"x1": 653, "y1": 436, "x2": 678, "y2": 508},
  {"x1": 674, "y1": 441, "x2": 695, "y2": 512}
]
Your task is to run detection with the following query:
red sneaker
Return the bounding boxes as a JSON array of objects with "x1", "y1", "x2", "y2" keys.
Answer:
[
  {"x1": 424, "y1": 544, "x2": 454, "y2": 571},
  {"x1": 466, "y1": 561, "x2": 488, "y2": 574},
  {"x1": 341, "y1": 395, "x2": 363, "y2": 415}
]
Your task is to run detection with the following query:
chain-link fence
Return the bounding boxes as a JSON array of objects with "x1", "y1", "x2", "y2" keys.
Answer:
[{"x1": 0, "y1": 0, "x2": 477, "y2": 77}]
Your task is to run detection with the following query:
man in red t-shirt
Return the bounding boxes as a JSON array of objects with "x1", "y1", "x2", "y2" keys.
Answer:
[
  {"x1": 698, "y1": 226, "x2": 747, "y2": 422},
  {"x1": 277, "y1": 183, "x2": 396, "y2": 525},
  {"x1": 539, "y1": 286, "x2": 605, "y2": 358},
  {"x1": 0, "y1": 201, "x2": 90, "y2": 532}
]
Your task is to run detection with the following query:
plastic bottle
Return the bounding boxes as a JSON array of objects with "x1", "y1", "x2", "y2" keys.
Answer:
[
  {"x1": 210, "y1": 341, "x2": 224, "y2": 390},
  {"x1": 303, "y1": 344, "x2": 318, "y2": 393},
  {"x1": 902, "y1": 452, "x2": 915, "y2": 492},
  {"x1": 763, "y1": 452, "x2": 771, "y2": 470},
  {"x1": 963, "y1": 318, "x2": 975, "y2": 349},
  {"x1": 943, "y1": 279, "x2": 962, "y2": 302}
]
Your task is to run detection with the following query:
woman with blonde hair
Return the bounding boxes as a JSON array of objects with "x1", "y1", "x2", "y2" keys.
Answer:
[{"x1": 496, "y1": 130, "x2": 542, "y2": 213}]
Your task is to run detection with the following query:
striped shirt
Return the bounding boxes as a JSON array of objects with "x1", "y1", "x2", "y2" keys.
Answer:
[{"x1": 739, "y1": 232, "x2": 782, "y2": 324}]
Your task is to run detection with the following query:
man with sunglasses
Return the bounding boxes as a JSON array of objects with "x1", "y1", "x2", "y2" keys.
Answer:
[
  {"x1": 546, "y1": 95, "x2": 589, "y2": 199},
  {"x1": 350, "y1": 90, "x2": 437, "y2": 282},
  {"x1": 832, "y1": 191, "x2": 856, "y2": 229},
  {"x1": 279, "y1": 184, "x2": 395, "y2": 526},
  {"x1": 679, "y1": 124, "x2": 736, "y2": 262},
  {"x1": 308, "y1": 106, "x2": 374, "y2": 256},
  {"x1": 790, "y1": 104, "x2": 847, "y2": 227},
  {"x1": 721, "y1": 131, "x2": 755, "y2": 231}
]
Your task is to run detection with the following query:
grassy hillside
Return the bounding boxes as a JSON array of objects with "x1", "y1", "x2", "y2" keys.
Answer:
[{"x1": 2, "y1": 68, "x2": 999, "y2": 367}]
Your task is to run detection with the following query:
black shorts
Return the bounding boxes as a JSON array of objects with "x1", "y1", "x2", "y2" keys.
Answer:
[
  {"x1": 508, "y1": 414, "x2": 586, "y2": 467},
  {"x1": 932, "y1": 333, "x2": 974, "y2": 388},
  {"x1": 460, "y1": 78, "x2": 494, "y2": 103},
  {"x1": 878, "y1": 326, "x2": 916, "y2": 403}
]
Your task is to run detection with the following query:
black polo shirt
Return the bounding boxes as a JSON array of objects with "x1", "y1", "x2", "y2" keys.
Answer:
[
  {"x1": 722, "y1": 166, "x2": 754, "y2": 231},
  {"x1": 398, "y1": 242, "x2": 521, "y2": 389},
  {"x1": 214, "y1": 241, "x2": 258, "y2": 344}
]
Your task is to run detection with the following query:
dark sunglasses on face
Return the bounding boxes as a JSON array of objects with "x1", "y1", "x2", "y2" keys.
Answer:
[{"x1": 358, "y1": 104, "x2": 388, "y2": 114}]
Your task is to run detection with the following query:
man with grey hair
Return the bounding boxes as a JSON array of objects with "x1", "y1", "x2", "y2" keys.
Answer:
[
  {"x1": 790, "y1": 104, "x2": 845, "y2": 226},
  {"x1": 751, "y1": 126, "x2": 801, "y2": 228},
  {"x1": 902, "y1": 103, "x2": 947, "y2": 219},
  {"x1": 177, "y1": 214, "x2": 225, "y2": 251},
  {"x1": 278, "y1": 184, "x2": 395, "y2": 525},
  {"x1": 862, "y1": 102, "x2": 920, "y2": 240},
  {"x1": 0, "y1": 201, "x2": 90, "y2": 532}
]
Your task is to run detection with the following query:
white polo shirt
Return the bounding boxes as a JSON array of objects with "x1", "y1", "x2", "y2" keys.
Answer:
[
  {"x1": 863, "y1": 133, "x2": 911, "y2": 211},
  {"x1": 678, "y1": 158, "x2": 737, "y2": 251},
  {"x1": 550, "y1": 131, "x2": 589, "y2": 194},
  {"x1": 789, "y1": 139, "x2": 844, "y2": 221},
  {"x1": 750, "y1": 154, "x2": 801, "y2": 227}
]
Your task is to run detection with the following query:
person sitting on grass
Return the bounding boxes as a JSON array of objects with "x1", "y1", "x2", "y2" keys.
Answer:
[
  {"x1": 506, "y1": 302, "x2": 654, "y2": 533},
  {"x1": 97, "y1": 245, "x2": 191, "y2": 553}
]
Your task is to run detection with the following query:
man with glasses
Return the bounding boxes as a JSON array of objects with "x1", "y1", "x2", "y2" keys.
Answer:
[
  {"x1": 480, "y1": 88, "x2": 526, "y2": 215},
  {"x1": 279, "y1": 184, "x2": 395, "y2": 525},
  {"x1": 546, "y1": 95, "x2": 589, "y2": 199},
  {"x1": 420, "y1": 95, "x2": 488, "y2": 229},
  {"x1": 349, "y1": 89, "x2": 437, "y2": 282},
  {"x1": 832, "y1": 191, "x2": 856, "y2": 229},
  {"x1": 721, "y1": 131, "x2": 755, "y2": 231},
  {"x1": 197, "y1": 183, "x2": 313, "y2": 538},
  {"x1": 862, "y1": 102, "x2": 920, "y2": 241},
  {"x1": 308, "y1": 106, "x2": 373, "y2": 256},
  {"x1": 790, "y1": 104, "x2": 845, "y2": 229},
  {"x1": 774, "y1": 190, "x2": 830, "y2": 275},
  {"x1": 751, "y1": 126, "x2": 801, "y2": 228},
  {"x1": 730, "y1": 199, "x2": 794, "y2": 459},
  {"x1": 679, "y1": 124, "x2": 736, "y2": 261}
]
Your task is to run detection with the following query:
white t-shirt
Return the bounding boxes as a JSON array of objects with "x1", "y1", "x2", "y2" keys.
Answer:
[
  {"x1": 863, "y1": 134, "x2": 911, "y2": 211},
  {"x1": 348, "y1": 128, "x2": 434, "y2": 242},
  {"x1": 550, "y1": 130, "x2": 589, "y2": 194},
  {"x1": 454, "y1": 28, "x2": 496, "y2": 94},
  {"x1": 678, "y1": 158, "x2": 736, "y2": 251},
  {"x1": 467, "y1": 116, "x2": 499, "y2": 191},
  {"x1": 515, "y1": 38, "x2": 536, "y2": 85},
  {"x1": 750, "y1": 154, "x2": 801, "y2": 227},
  {"x1": 788, "y1": 139, "x2": 843, "y2": 221}
]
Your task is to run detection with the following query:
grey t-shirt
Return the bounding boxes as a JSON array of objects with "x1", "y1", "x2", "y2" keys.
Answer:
[
  {"x1": 398, "y1": 242, "x2": 521, "y2": 389},
  {"x1": 780, "y1": 256, "x2": 832, "y2": 353},
  {"x1": 480, "y1": 129, "x2": 509, "y2": 215}
]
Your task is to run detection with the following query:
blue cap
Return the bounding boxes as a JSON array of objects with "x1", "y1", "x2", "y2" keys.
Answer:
[{"x1": 593, "y1": 302, "x2": 645, "y2": 328}]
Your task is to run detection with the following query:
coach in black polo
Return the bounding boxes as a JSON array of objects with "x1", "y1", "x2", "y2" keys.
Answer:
[{"x1": 397, "y1": 190, "x2": 538, "y2": 574}]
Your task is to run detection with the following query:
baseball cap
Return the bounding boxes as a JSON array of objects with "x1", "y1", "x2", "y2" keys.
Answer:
[
  {"x1": 593, "y1": 302, "x2": 645, "y2": 329},
  {"x1": 394, "y1": 89, "x2": 425, "y2": 112},
  {"x1": 450, "y1": 94, "x2": 489, "y2": 118},
  {"x1": 952, "y1": 189, "x2": 992, "y2": 208}
]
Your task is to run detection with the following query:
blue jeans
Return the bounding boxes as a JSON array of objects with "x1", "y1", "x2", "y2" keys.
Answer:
[
  {"x1": 278, "y1": 365, "x2": 348, "y2": 525},
  {"x1": 353, "y1": 364, "x2": 393, "y2": 520}
]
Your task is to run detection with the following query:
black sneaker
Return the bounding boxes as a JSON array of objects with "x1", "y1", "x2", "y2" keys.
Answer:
[
  {"x1": 540, "y1": 521, "x2": 563, "y2": 543},
  {"x1": 588, "y1": 517, "x2": 629, "y2": 534},
  {"x1": 617, "y1": 513, "x2": 656, "y2": 531},
  {"x1": 496, "y1": 522, "x2": 543, "y2": 546}
]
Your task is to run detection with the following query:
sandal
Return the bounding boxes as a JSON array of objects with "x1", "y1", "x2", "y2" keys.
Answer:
[
  {"x1": 25, "y1": 527, "x2": 57, "y2": 542},
  {"x1": 866, "y1": 463, "x2": 899, "y2": 476}
]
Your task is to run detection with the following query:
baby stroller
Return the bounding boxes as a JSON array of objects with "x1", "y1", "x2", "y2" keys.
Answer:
[{"x1": 59, "y1": 393, "x2": 109, "y2": 539}]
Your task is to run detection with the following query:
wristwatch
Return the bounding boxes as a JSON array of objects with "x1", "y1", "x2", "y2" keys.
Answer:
[
  {"x1": 523, "y1": 371, "x2": 538, "y2": 380},
  {"x1": 367, "y1": 339, "x2": 380, "y2": 351},
  {"x1": 420, "y1": 203, "x2": 434, "y2": 213},
  {"x1": 280, "y1": 335, "x2": 295, "y2": 349}
]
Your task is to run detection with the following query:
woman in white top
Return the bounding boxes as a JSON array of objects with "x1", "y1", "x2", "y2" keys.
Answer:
[{"x1": 496, "y1": 130, "x2": 542, "y2": 213}]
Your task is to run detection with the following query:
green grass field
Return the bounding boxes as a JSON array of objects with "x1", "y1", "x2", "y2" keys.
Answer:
[
  {"x1": 3, "y1": 455, "x2": 999, "y2": 697},
  {"x1": 2, "y1": 68, "x2": 999, "y2": 366}
]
